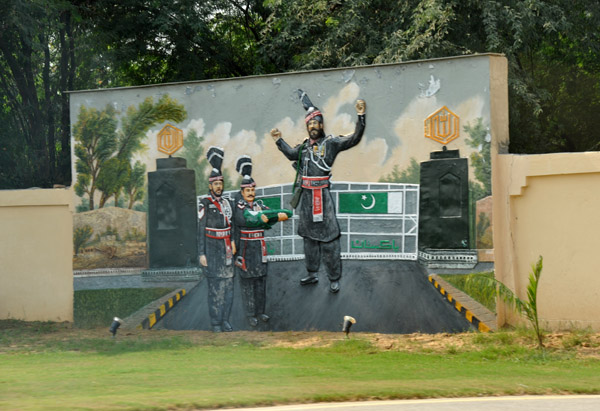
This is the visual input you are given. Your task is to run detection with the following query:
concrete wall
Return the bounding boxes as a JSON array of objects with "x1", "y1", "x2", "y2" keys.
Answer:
[
  {"x1": 493, "y1": 152, "x2": 600, "y2": 330},
  {"x1": 0, "y1": 188, "x2": 74, "y2": 322}
]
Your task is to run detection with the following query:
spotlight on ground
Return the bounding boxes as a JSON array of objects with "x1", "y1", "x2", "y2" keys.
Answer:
[
  {"x1": 109, "y1": 317, "x2": 123, "y2": 337},
  {"x1": 342, "y1": 316, "x2": 356, "y2": 338}
]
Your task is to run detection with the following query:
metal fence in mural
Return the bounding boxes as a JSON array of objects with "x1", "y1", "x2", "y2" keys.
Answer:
[{"x1": 200, "y1": 182, "x2": 420, "y2": 261}]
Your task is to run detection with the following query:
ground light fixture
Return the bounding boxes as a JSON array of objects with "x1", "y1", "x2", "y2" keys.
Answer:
[
  {"x1": 109, "y1": 317, "x2": 123, "y2": 337},
  {"x1": 342, "y1": 315, "x2": 356, "y2": 338}
]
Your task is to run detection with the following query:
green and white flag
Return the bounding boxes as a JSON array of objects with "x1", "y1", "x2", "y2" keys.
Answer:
[{"x1": 338, "y1": 192, "x2": 403, "y2": 214}]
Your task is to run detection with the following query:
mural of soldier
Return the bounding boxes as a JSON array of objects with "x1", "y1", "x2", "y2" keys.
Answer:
[
  {"x1": 233, "y1": 156, "x2": 290, "y2": 327},
  {"x1": 197, "y1": 147, "x2": 235, "y2": 332},
  {"x1": 270, "y1": 90, "x2": 366, "y2": 293}
]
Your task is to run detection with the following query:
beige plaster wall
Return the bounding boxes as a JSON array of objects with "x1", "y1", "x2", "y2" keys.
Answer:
[
  {"x1": 0, "y1": 188, "x2": 74, "y2": 322},
  {"x1": 493, "y1": 152, "x2": 600, "y2": 330}
]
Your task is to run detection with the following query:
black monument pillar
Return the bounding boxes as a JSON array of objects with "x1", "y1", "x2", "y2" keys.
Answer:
[
  {"x1": 142, "y1": 157, "x2": 202, "y2": 281},
  {"x1": 418, "y1": 147, "x2": 477, "y2": 269}
]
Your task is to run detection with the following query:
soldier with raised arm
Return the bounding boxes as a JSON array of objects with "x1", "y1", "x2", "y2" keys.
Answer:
[
  {"x1": 197, "y1": 147, "x2": 235, "y2": 332},
  {"x1": 271, "y1": 90, "x2": 366, "y2": 294}
]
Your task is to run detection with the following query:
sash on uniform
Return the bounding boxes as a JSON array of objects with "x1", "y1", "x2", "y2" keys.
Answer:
[
  {"x1": 240, "y1": 229, "x2": 267, "y2": 263},
  {"x1": 301, "y1": 176, "x2": 330, "y2": 222},
  {"x1": 205, "y1": 227, "x2": 233, "y2": 265},
  {"x1": 206, "y1": 194, "x2": 233, "y2": 266}
]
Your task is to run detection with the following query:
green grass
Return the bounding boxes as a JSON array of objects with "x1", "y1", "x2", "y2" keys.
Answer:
[
  {"x1": 439, "y1": 272, "x2": 496, "y2": 312},
  {"x1": 1, "y1": 325, "x2": 600, "y2": 410},
  {"x1": 74, "y1": 288, "x2": 174, "y2": 328}
]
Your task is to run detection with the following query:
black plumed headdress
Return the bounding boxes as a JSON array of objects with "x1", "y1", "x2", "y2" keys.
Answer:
[
  {"x1": 207, "y1": 146, "x2": 224, "y2": 182},
  {"x1": 236, "y1": 155, "x2": 255, "y2": 188},
  {"x1": 298, "y1": 89, "x2": 323, "y2": 124}
]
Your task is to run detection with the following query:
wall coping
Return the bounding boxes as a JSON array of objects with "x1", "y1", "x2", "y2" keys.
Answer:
[{"x1": 0, "y1": 187, "x2": 74, "y2": 210}]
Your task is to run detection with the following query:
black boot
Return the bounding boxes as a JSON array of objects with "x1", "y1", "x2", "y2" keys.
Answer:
[{"x1": 300, "y1": 274, "x2": 318, "y2": 285}]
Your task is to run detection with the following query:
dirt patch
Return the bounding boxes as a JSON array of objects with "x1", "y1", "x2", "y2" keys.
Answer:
[{"x1": 3, "y1": 321, "x2": 600, "y2": 358}]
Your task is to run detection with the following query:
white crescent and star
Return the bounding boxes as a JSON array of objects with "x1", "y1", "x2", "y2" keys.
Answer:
[{"x1": 360, "y1": 194, "x2": 376, "y2": 210}]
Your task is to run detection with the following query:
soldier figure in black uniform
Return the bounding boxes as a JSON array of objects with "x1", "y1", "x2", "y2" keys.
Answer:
[
  {"x1": 233, "y1": 156, "x2": 289, "y2": 327},
  {"x1": 271, "y1": 90, "x2": 366, "y2": 294},
  {"x1": 197, "y1": 147, "x2": 235, "y2": 332}
]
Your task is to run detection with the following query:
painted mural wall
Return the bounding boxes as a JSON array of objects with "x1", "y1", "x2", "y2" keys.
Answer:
[{"x1": 70, "y1": 54, "x2": 499, "y2": 270}]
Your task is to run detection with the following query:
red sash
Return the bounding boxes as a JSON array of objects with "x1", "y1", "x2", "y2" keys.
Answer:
[
  {"x1": 206, "y1": 195, "x2": 233, "y2": 265},
  {"x1": 240, "y1": 229, "x2": 267, "y2": 263},
  {"x1": 205, "y1": 228, "x2": 233, "y2": 265},
  {"x1": 301, "y1": 176, "x2": 330, "y2": 222}
]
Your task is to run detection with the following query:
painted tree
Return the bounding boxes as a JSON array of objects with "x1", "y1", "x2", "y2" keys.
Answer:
[
  {"x1": 180, "y1": 130, "x2": 209, "y2": 195},
  {"x1": 74, "y1": 95, "x2": 187, "y2": 210},
  {"x1": 464, "y1": 118, "x2": 491, "y2": 197},
  {"x1": 123, "y1": 161, "x2": 146, "y2": 209},
  {"x1": 378, "y1": 158, "x2": 420, "y2": 184}
]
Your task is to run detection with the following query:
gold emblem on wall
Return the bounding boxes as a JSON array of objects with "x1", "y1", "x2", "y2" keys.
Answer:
[
  {"x1": 424, "y1": 106, "x2": 460, "y2": 145},
  {"x1": 157, "y1": 124, "x2": 184, "y2": 155}
]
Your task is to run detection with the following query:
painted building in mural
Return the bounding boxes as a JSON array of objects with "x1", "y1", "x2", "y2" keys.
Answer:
[{"x1": 70, "y1": 54, "x2": 498, "y2": 272}]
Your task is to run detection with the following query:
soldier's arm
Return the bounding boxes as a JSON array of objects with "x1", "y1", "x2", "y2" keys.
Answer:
[
  {"x1": 272, "y1": 128, "x2": 302, "y2": 161},
  {"x1": 197, "y1": 201, "x2": 208, "y2": 266},
  {"x1": 333, "y1": 100, "x2": 366, "y2": 151}
]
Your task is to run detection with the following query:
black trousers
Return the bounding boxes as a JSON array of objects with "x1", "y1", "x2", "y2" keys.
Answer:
[
  {"x1": 207, "y1": 277, "x2": 234, "y2": 326},
  {"x1": 240, "y1": 276, "x2": 267, "y2": 318},
  {"x1": 303, "y1": 236, "x2": 341, "y2": 281}
]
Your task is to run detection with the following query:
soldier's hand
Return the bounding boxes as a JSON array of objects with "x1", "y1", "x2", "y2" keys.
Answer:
[
  {"x1": 278, "y1": 212, "x2": 289, "y2": 222},
  {"x1": 270, "y1": 128, "x2": 282, "y2": 142},
  {"x1": 232, "y1": 241, "x2": 237, "y2": 255},
  {"x1": 261, "y1": 214, "x2": 269, "y2": 223},
  {"x1": 355, "y1": 99, "x2": 366, "y2": 115},
  {"x1": 199, "y1": 255, "x2": 208, "y2": 267}
]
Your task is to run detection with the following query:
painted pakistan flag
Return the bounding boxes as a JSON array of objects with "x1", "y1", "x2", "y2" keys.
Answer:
[{"x1": 338, "y1": 192, "x2": 404, "y2": 214}]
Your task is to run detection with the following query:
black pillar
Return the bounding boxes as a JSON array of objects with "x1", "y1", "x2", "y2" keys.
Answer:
[
  {"x1": 142, "y1": 157, "x2": 202, "y2": 281},
  {"x1": 418, "y1": 147, "x2": 477, "y2": 269}
]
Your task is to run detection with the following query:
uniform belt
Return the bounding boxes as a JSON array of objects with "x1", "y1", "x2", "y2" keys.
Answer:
[
  {"x1": 240, "y1": 230, "x2": 265, "y2": 240},
  {"x1": 301, "y1": 176, "x2": 330, "y2": 189},
  {"x1": 205, "y1": 228, "x2": 231, "y2": 239}
]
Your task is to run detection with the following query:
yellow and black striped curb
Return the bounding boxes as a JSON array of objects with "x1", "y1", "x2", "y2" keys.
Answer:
[
  {"x1": 428, "y1": 276, "x2": 491, "y2": 333},
  {"x1": 137, "y1": 289, "x2": 187, "y2": 330}
]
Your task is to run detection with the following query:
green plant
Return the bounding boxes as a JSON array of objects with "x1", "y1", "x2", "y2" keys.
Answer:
[
  {"x1": 467, "y1": 256, "x2": 545, "y2": 348},
  {"x1": 73, "y1": 225, "x2": 94, "y2": 255}
]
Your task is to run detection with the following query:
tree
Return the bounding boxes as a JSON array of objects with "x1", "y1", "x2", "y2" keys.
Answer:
[
  {"x1": 73, "y1": 94, "x2": 186, "y2": 210},
  {"x1": 378, "y1": 158, "x2": 420, "y2": 184},
  {"x1": 123, "y1": 161, "x2": 146, "y2": 209},
  {"x1": 180, "y1": 130, "x2": 209, "y2": 195},
  {"x1": 464, "y1": 118, "x2": 491, "y2": 197},
  {"x1": 260, "y1": 0, "x2": 600, "y2": 155}
]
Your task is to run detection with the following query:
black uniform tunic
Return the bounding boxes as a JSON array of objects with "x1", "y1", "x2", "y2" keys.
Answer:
[
  {"x1": 197, "y1": 194, "x2": 234, "y2": 278},
  {"x1": 197, "y1": 193, "x2": 234, "y2": 326},
  {"x1": 275, "y1": 114, "x2": 366, "y2": 242}
]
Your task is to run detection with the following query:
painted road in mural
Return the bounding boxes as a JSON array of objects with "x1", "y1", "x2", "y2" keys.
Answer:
[{"x1": 156, "y1": 260, "x2": 472, "y2": 333}]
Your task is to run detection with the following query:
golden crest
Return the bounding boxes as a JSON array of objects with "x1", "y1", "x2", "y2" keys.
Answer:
[
  {"x1": 157, "y1": 124, "x2": 184, "y2": 155},
  {"x1": 424, "y1": 106, "x2": 460, "y2": 145}
]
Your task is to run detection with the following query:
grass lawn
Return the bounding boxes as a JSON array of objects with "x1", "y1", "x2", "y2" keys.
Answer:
[
  {"x1": 1, "y1": 322, "x2": 600, "y2": 410},
  {"x1": 74, "y1": 288, "x2": 175, "y2": 328}
]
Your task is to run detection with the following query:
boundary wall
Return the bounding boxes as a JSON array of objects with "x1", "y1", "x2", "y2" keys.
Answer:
[
  {"x1": 493, "y1": 152, "x2": 600, "y2": 331},
  {"x1": 0, "y1": 188, "x2": 74, "y2": 322}
]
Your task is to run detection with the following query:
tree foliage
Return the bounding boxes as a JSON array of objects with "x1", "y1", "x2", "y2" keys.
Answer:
[
  {"x1": 1, "y1": 0, "x2": 600, "y2": 188},
  {"x1": 73, "y1": 95, "x2": 186, "y2": 210}
]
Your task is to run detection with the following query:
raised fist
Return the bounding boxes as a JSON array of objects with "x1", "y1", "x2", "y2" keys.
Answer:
[
  {"x1": 355, "y1": 99, "x2": 366, "y2": 115},
  {"x1": 270, "y1": 128, "x2": 282, "y2": 141}
]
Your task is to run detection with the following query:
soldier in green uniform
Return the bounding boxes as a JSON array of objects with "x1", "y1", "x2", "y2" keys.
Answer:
[{"x1": 233, "y1": 156, "x2": 290, "y2": 327}]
